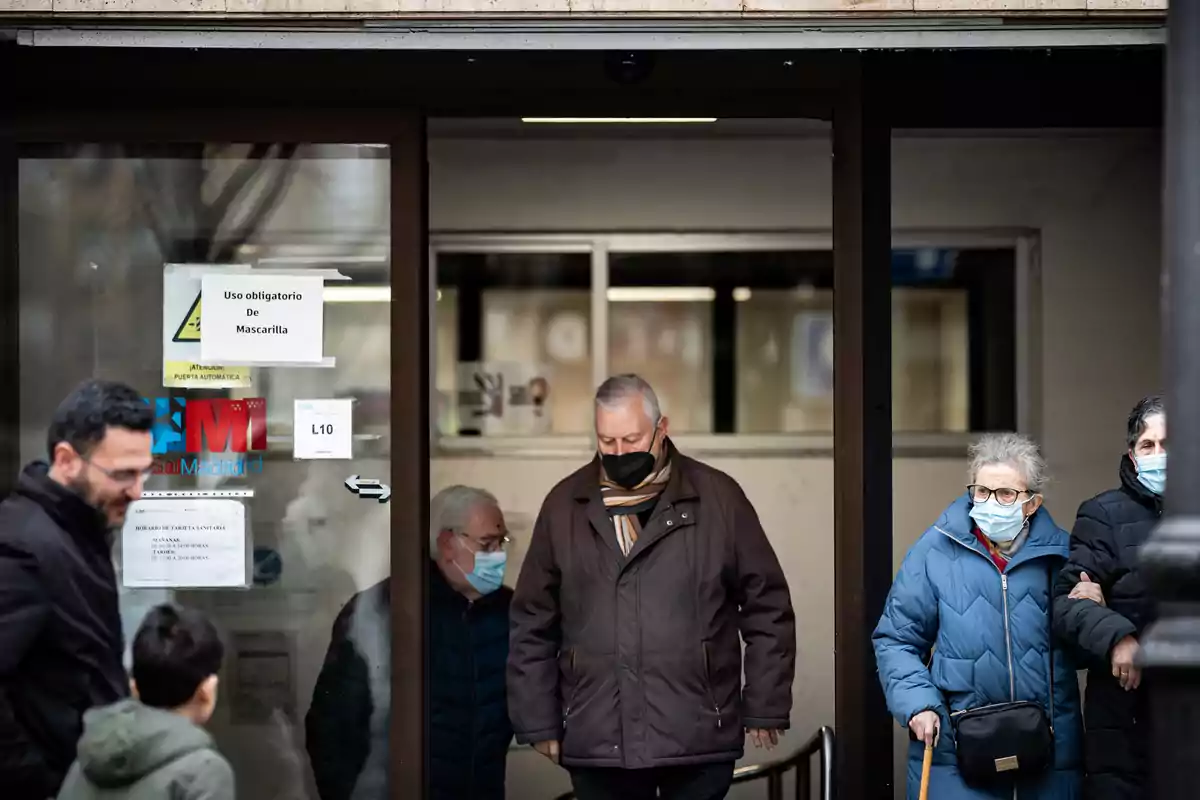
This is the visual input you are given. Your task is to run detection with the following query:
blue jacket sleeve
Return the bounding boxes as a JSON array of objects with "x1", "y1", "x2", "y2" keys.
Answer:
[{"x1": 872, "y1": 541, "x2": 944, "y2": 730}]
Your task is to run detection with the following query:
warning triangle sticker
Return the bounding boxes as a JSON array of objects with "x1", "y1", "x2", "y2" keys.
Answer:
[{"x1": 172, "y1": 292, "x2": 202, "y2": 343}]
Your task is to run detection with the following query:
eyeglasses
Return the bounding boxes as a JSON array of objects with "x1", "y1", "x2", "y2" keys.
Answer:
[
  {"x1": 967, "y1": 484, "x2": 1031, "y2": 507},
  {"x1": 84, "y1": 459, "x2": 153, "y2": 487},
  {"x1": 459, "y1": 532, "x2": 512, "y2": 554}
]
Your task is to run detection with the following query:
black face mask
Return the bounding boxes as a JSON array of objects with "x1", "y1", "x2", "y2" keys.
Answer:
[{"x1": 601, "y1": 430, "x2": 659, "y2": 490}]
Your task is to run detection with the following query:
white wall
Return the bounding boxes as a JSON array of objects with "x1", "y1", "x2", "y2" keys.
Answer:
[{"x1": 427, "y1": 128, "x2": 1162, "y2": 799}]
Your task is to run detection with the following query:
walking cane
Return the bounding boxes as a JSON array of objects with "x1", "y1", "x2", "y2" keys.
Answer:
[{"x1": 918, "y1": 741, "x2": 934, "y2": 800}]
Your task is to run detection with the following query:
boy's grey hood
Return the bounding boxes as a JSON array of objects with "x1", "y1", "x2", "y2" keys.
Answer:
[{"x1": 76, "y1": 699, "x2": 214, "y2": 788}]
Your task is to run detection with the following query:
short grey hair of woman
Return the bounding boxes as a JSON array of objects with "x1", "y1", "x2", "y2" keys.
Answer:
[{"x1": 967, "y1": 432, "x2": 1048, "y2": 493}]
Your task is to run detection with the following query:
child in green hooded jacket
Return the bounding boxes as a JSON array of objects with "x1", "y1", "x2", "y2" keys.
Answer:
[{"x1": 58, "y1": 604, "x2": 234, "y2": 800}]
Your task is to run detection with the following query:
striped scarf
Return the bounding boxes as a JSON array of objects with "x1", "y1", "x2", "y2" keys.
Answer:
[{"x1": 600, "y1": 450, "x2": 672, "y2": 556}]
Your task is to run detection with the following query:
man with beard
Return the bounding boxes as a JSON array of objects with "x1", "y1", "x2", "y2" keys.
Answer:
[
  {"x1": 508, "y1": 374, "x2": 795, "y2": 800},
  {"x1": 0, "y1": 379, "x2": 154, "y2": 800}
]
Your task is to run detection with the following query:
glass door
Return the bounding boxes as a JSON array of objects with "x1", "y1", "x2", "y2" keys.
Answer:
[{"x1": 17, "y1": 138, "x2": 415, "y2": 800}]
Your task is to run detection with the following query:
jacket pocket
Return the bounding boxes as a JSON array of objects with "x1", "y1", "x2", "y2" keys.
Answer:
[
  {"x1": 701, "y1": 642, "x2": 724, "y2": 730},
  {"x1": 931, "y1": 655, "x2": 977, "y2": 729}
]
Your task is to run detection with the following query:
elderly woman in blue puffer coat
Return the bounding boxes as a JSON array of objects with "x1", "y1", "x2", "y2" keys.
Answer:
[{"x1": 873, "y1": 432, "x2": 1083, "y2": 800}]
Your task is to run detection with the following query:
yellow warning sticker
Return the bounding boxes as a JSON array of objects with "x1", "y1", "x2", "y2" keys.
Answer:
[
  {"x1": 163, "y1": 264, "x2": 256, "y2": 390},
  {"x1": 172, "y1": 293, "x2": 202, "y2": 343},
  {"x1": 163, "y1": 361, "x2": 252, "y2": 389}
]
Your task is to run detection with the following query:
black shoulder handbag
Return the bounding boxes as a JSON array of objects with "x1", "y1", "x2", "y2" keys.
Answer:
[{"x1": 949, "y1": 567, "x2": 1056, "y2": 787}]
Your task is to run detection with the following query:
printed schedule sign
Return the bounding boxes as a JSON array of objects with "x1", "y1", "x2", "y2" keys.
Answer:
[
  {"x1": 199, "y1": 273, "x2": 325, "y2": 365},
  {"x1": 122, "y1": 499, "x2": 248, "y2": 588},
  {"x1": 293, "y1": 398, "x2": 353, "y2": 460}
]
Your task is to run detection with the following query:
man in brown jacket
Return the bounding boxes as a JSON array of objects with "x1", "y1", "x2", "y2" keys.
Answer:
[{"x1": 508, "y1": 374, "x2": 796, "y2": 800}]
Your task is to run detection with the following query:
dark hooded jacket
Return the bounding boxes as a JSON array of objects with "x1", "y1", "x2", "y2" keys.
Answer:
[
  {"x1": 0, "y1": 462, "x2": 128, "y2": 800},
  {"x1": 56, "y1": 699, "x2": 234, "y2": 800},
  {"x1": 1052, "y1": 455, "x2": 1161, "y2": 800}
]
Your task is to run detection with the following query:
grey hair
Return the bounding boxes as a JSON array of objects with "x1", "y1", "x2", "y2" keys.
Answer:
[
  {"x1": 1126, "y1": 394, "x2": 1165, "y2": 449},
  {"x1": 429, "y1": 485, "x2": 499, "y2": 559},
  {"x1": 967, "y1": 432, "x2": 1048, "y2": 493},
  {"x1": 594, "y1": 374, "x2": 662, "y2": 424}
]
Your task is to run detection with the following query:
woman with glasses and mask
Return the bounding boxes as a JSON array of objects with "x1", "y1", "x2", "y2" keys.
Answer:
[{"x1": 873, "y1": 432, "x2": 1083, "y2": 800}]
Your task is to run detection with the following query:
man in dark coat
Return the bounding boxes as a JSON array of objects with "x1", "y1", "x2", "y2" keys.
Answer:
[
  {"x1": 307, "y1": 485, "x2": 513, "y2": 800},
  {"x1": 0, "y1": 379, "x2": 154, "y2": 800},
  {"x1": 1053, "y1": 394, "x2": 1165, "y2": 800},
  {"x1": 508, "y1": 374, "x2": 796, "y2": 800}
]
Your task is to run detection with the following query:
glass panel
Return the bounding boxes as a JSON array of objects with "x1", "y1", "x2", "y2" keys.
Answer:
[
  {"x1": 892, "y1": 287, "x2": 970, "y2": 433},
  {"x1": 610, "y1": 248, "x2": 1014, "y2": 434},
  {"x1": 607, "y1": 297, "x2": 713, "y2": 433},
  {"x1": 733, "y1": 248, "x2": 1015, "y2": 433},
  {"x1": 435, "y1": 252, "x2": 592, "y2": 435},
  {"x1": 430, "y1": 244, "x2": 1013, "y2": 437},
  {"x1": 610, "y1": 250, "x2": 828, "y2": 434},
  {"x1": 736, "y1": 286, "x2": 834, "y2": 434},
  {"x1": 19, "y1": 143, "x2": 391, "y2": 800},
  {"x1": 606, "y1": 253, "x2": 725, "y2": 434}
]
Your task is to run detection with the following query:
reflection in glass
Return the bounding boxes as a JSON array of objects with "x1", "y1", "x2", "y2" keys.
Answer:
[
  {"x1": 736, "y1": 287, "x2": 972, "y2": 433},
  {"x1": 608, "y1": 295, "x2": 713, "y2": 433},
  {"x1": 19, "y1": 143, "x2": 392, "y2": 800},
  {"x1": 435, "y1": 253, "x2": 592, "y2": 436},
  {"x1": 431, "y1": 244, "x2": 1014, "y2": 437}
]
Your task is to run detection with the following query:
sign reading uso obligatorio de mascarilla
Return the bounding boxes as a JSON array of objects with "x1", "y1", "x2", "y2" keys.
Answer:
[{"x1": 200, "y1": 273, "x2": 325, "y2": 365}]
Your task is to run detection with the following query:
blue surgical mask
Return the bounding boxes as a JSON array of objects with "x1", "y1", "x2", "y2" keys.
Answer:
[
  {"x1": 969, "y1": 497, "x2": 1031, "y2": 543},
  {"x1": 460, "y1": 545, "x2": 507, "y2": 596},
  {"x1": 1135, "y1": 452, "x2": 1167, "y2": 496}
]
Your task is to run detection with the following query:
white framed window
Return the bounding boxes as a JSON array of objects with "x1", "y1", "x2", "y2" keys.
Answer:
[{"x1": 431, "y1": 231, "x2": 1039, "y2": 457}]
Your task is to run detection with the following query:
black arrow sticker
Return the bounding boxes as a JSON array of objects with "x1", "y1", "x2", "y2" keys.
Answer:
[{"x1": 344, "y1": 474, "x2": 392, "y2": 504}]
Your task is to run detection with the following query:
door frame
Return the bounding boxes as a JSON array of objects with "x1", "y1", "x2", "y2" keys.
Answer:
[{"x1": 0, "y1": 107, "x2": 429, "y2": 797}]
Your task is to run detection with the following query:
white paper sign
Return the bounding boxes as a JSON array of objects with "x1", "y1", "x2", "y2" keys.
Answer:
[
  {"x1": 293, "y1": 399, "x2": 353, "y2": 460},
  {"x1": 122, "y1": 499, "x2": 247, "y2": 588},
  {"x1": 200, "y1": 274, "x2": 325, "y2": 365}
]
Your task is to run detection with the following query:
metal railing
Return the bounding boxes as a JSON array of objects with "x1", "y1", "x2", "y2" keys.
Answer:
[{"x1": 553, "y1": 725, "x2": 835, "y2": 800}]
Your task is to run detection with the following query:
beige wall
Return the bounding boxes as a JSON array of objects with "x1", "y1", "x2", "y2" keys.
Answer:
[
  {"x1": 0, "y1": 0, "x2": 1168, "y2": 14},
  {"x1": 428, "y1": 128, "x2": 1162, "y2": 798}
]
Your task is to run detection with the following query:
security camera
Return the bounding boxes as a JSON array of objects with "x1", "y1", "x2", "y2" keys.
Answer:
[{"x1": 603, "y1": 51, "x2": 656, "y2": 85}]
